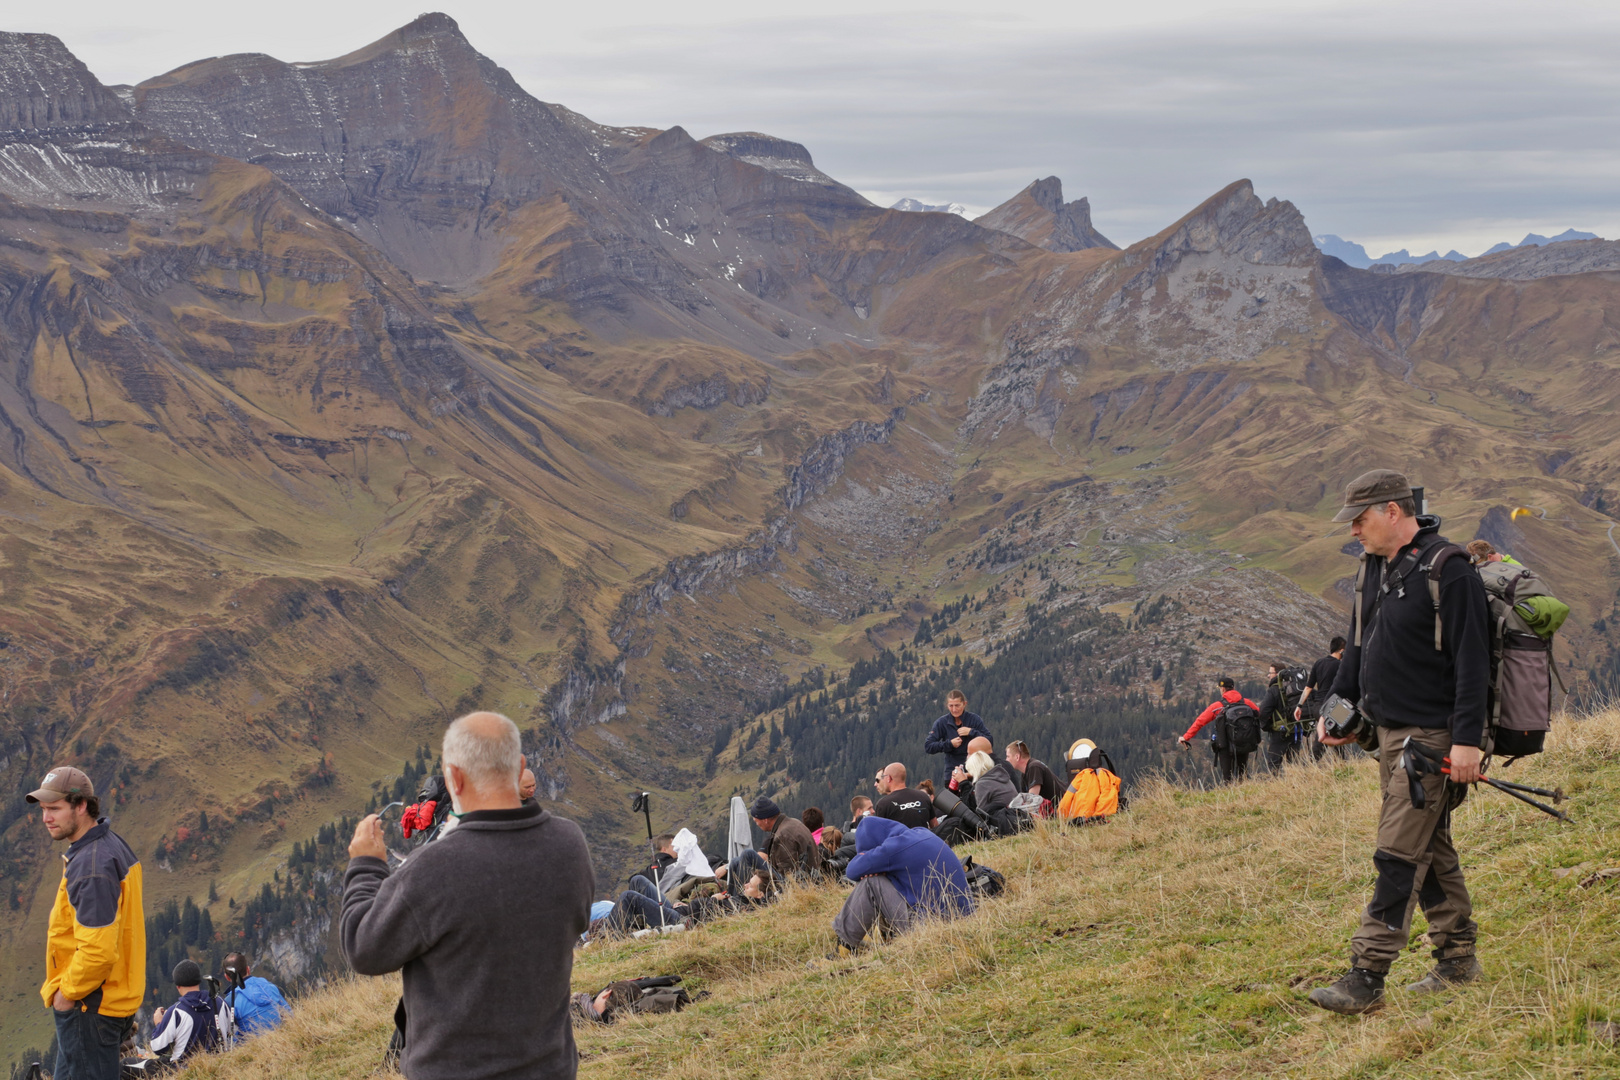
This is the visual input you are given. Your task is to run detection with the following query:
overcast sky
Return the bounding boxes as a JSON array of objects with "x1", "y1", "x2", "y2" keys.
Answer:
[{"x1": 21, "y1": 0, "x2": 1620, "y2": 255}]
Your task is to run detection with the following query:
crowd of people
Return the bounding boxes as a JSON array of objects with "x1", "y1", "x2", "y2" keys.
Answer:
[{"x1": 27, "y1": 466, "x2": 1515, "y2": 1077}]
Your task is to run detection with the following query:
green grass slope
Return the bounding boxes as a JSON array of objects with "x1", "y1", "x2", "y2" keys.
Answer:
[{"x1": 188, "y1": 709, "x2": 1620, "y2": 1080}]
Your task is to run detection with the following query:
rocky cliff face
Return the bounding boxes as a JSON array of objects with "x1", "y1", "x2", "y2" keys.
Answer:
[{"x1": 974, "y1": 176, "x2": 1117, "y2": 252}]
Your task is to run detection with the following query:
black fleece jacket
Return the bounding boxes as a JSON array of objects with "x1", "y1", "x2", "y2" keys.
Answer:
[
  {"x1": 1329, "y1": 518, "x2": 1490, "y2": 747},
  {"x1": 342, "y1": 802, "x2": 594, "y2": 1080}
]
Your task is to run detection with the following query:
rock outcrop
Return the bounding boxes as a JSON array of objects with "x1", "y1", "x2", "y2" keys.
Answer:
[{"x1": 974, "y1": 176, "x2": 1117, "y2": 252}]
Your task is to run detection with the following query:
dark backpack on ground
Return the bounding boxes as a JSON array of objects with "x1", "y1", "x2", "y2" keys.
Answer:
[
  {"x1": 1216, "y1": 701, "x2": 1262, "y2": 754},
  {"x1": 960, "y1": 856, "x2": 1005, "y2": 899}
]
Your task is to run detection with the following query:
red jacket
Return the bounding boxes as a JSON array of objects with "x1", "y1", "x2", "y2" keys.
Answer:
[{"x1": 1182, "y1": 690, "x2": 1259, "y2": 742}]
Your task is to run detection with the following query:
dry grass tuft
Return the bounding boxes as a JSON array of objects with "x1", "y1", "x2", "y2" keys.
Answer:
[{"x1": 200, "y1": 708, "x2": 1620, "y2": 1078}]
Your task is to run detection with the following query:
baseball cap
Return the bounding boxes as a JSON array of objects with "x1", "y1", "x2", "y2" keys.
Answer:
[
  {"x1": 1331, "y1": 469, "x2": 1415, "y2": 523},
  {"x1": 26, "y1": 766, "x2": 95, "y2": 805}
]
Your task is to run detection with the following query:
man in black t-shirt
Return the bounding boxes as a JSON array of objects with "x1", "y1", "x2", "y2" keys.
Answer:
[
  {"x1": 872, "y1": 763, "x2": 934, "y2": 830},
  {"x1": 1296, "y1": 636, "x2": 1346, "y2": 760},
  {"x1": 1004, "y1": 741, "x2": 1061, "y2": 805}
]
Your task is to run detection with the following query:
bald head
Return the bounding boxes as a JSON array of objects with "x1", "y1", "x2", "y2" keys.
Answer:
[
  {"x1": 884, "y1": 762, "x2": 907, "y2": 786},
  {"x1": 442, "y1": 712, "x2": 523, "y2": 801},
  {"x1": 966, "y1": 736, "x2": 993, "y2": 757}
]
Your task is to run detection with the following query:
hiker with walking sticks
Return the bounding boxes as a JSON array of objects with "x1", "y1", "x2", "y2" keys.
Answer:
[{"x1": 1308, "y1": 470, "x2": 1489, "y2": 1015}]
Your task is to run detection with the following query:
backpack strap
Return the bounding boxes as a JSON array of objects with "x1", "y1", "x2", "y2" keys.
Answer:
[
  {"x1": 1353, "y1": 554, "x2": 1370, "y2": 646},
  {"x1": 1422, "y1": 543, "x2": 1468, "y2": 652}
]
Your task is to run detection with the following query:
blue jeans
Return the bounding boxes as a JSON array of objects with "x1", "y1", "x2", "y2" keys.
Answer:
[
  {"x1": 611, "y1": 875, "x2": 684, "y2": 930},
  {"x1": 54, "y1": 991, "x2": 127, "y2": 1080}
]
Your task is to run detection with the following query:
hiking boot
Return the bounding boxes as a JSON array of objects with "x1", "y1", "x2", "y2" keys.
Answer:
[
  {"x1": 1407, "y1": 955, "x2": 1482, "y2": 994},
  {"x1": 1308, "y1": 968, "x2": 1386, "y2": 1014}
]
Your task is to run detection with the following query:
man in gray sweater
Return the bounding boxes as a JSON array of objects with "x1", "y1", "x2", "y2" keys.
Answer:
[{"x1": 342, "y1": 712, "x2": 594, "y2": 1080}]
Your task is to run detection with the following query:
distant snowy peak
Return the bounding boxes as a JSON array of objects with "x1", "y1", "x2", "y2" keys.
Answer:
[
  {"x1": 891, "y1": 197, "x2": 968, "y2": 216},
  {"x1": 1314, "y1": 229, "x2": 1605, "y2": 269}
]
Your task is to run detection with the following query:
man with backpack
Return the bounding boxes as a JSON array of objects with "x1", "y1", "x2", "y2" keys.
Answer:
[
  {"x1": 149, "y1": 960, "x2": 228, "y2": 1064},
  {"x1": 220, "y1": 953, "x2": 290, "y2": 1038},
  {"x1": 1258, "y1": 663, "x2": 1309, "y2": 771},
  {"x1": 1296, "y1": 637, "x2": 1347, "y2": 759},
  {"x1": 1177, "y1": 679, "x2": 1261, "y2": 783},
  {"x1": 1309, "y1": 470, "x2": 1489, "y2": 1015}
]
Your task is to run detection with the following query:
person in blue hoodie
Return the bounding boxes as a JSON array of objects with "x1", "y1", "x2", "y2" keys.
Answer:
[{"x1": 832, "y1": 815, "x2": 973, "y2": 953}]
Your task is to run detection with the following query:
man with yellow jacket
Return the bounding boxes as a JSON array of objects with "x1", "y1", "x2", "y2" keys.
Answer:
[{"x1": 30, "y1": 766, "x2": 146, "y2": 1080}]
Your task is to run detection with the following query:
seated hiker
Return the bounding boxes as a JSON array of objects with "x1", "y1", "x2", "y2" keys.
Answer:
[
  {"x1": 802, "y1": 806, "x2": 826, "y2": 845},
  {"x1": 606, "y1": 875, "x2": 693, "y2": 934},
  {"x1": 873, "y1": 763, "x2": 935, "y2": 830},
  {"x1": 832, "y1": 815, "x2": 973, "y2": 955},
  {"x1": 844, "y1": 795, "x2": 873, "y2": 836},
  {"x1": 1057, "y1": 740, "x2": 1122, "y2": 823},
  {"x1": 150, "y1": 960, "x2": 229, "y2": 1064},
  {"x1": 1177, "y1": 677, "x2": 1261, "y2": 784},
  {"x1": 1005, "y1": 740, "x2": 1061, "y2": 815},
  {"x1": 661, "y1": 828, "x2": 719, "y2": 903},
  {"x1": 1465, "y1": 539, "x2": 1518, "y2": 566},
  {"x1": 220, "y1": 953, "x2": 290, "y2": 1038},
  {"x1": 916, "y1": 779, "x2": 941, "y2": 827},
  {"x1": 819, "y1": 826, "x2": 851, "y2": 878},
  {"x1": 724, "y1": 797, "x2": 821, "y2": 883},
  {"x1": 947, "y1": 736, "x2": 995, "y2": 806},
  {"x1": 963, "y1": 750, "x2": 1024, "y2": 833}
]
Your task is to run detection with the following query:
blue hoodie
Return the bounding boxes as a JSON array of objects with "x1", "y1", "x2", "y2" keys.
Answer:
[{"x1": 845, "y1": 816, "x2": 973, "y2": 916}]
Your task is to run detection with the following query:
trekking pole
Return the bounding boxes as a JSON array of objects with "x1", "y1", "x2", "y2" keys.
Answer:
[
  {"x1": 632, "y1": 792, "x2": 666, "y2": 929},
  {"x1": 1479, "y1": 777, "x2": 1570, "y2": 821},
  {"x1": 1487, "y1": 778, "x2": 1565, "y2": 803}
]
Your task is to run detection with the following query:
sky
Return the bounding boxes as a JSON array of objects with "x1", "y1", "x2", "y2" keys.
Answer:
[{"x1": 17, "y1": 0, "x2": 1620, "y2": 255}]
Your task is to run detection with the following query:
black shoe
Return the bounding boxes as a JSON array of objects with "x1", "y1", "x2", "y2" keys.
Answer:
[
  {"x1": 1308, "y1": 967, "x2": 1386, "y2": 1014},
  {"x1": 1408, "y1": 955, "x2": 1482, "y2": 994}
]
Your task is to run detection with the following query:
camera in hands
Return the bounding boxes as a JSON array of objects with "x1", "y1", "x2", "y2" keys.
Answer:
[{"x1": 1318, "y1": 694, "x2": 1365, "y2": 741}]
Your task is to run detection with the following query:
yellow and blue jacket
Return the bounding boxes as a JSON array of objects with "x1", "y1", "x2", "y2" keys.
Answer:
[{"x1": 41, "y1": 818, "x2": 146, "y2": 1017}]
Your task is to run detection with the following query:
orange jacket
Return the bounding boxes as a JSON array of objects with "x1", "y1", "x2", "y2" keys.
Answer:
[
  {"x1": 1181, "y1": 690, "x2": 1259, "y2": 742},
  {"x1": 41, "y1": 819, "x2": 146, "y2": 1016},
  {"x1": 1058, "y1": 768, "x2": 1120, "y2": 820}
]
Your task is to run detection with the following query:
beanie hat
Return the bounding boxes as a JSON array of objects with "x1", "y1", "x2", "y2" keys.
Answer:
[
  {"x1": 172, "y1": 959, "x2": 202, "y2": 987},
  {"x1": 748, "y1": 796, "x2": 781, "y2": 820}
]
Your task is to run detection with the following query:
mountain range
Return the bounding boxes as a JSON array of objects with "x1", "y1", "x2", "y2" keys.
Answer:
[
  {"x1": 1315, "y1": 229, "x2": 1604, "y2": 269},
  {"x1": 2, "y1": 13, "x2": 1619, "y2": 1050}
]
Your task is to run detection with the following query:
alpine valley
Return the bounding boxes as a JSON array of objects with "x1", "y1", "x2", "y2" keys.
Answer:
[{"x1": 2, "y1": 13, "x2": 1618, "y2": 1051}]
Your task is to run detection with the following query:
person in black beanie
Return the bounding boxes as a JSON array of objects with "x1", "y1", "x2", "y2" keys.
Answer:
[{"x1": 721, "y1": 796, "x2": 821, "y2": 886}]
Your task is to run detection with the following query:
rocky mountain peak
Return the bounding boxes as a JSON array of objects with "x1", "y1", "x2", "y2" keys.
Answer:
[
  {"x1": 974, "y1": 176, "x2": 1117, "y2": 253},
  {"x1": 1138, "y1": 179, "x2": 1316, "y2": 268},
  {"x1": 0, "y1": 31, "x2": 131, "y2": 131}
]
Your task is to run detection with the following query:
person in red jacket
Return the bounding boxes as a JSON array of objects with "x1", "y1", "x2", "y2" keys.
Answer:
[{"x1": 1177, "y1": 678, "x2": 1260, "y2": 783}]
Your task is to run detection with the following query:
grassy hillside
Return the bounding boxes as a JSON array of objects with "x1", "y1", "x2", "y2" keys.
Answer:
[{"x1": 173, "y1": 708, "x2": 1620, "y2": 1080}]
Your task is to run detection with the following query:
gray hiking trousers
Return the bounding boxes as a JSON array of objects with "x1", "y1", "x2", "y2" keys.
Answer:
[{"x1": 833, "y1": 876, "x2": 913, "y2": 949}]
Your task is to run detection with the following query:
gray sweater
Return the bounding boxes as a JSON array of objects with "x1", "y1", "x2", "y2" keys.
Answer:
[{"x1": 342, "y1": 803, "x2": 594, "y2": 1080}]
